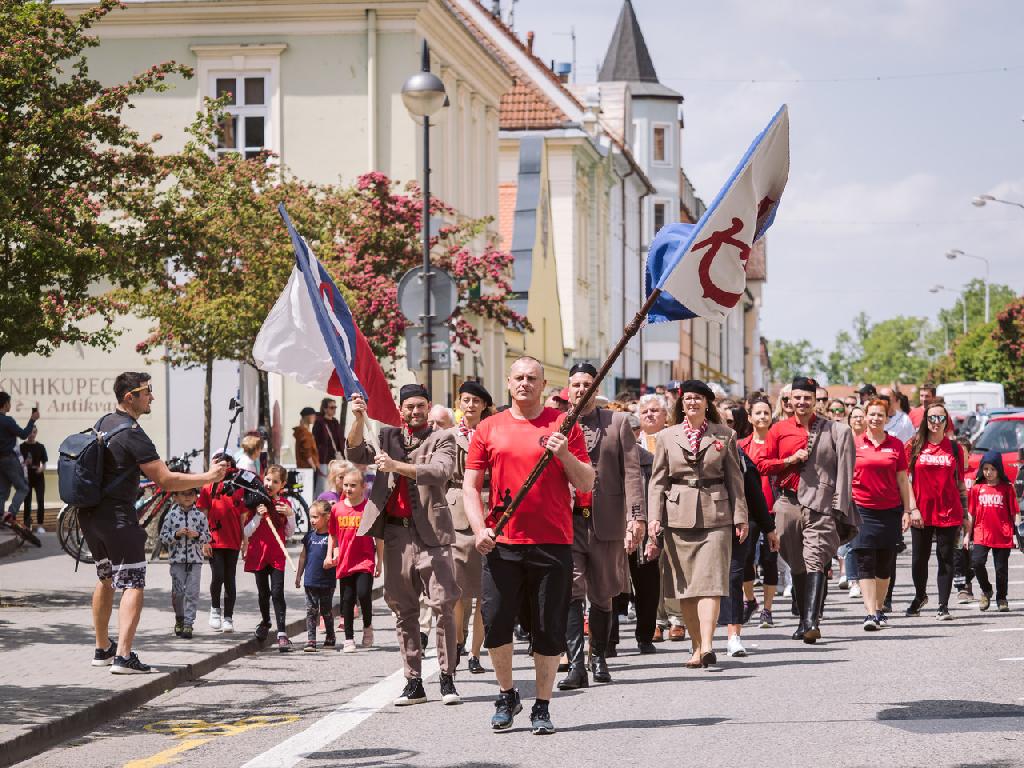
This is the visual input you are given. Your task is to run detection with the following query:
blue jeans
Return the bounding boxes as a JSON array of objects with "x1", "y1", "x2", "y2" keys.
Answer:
[
  {"x1": 0, "y1": 453, "x2": 28, "y2": 519},
  {"x1": 838, "y1": 542, "x2": 858, "y2": 581}
]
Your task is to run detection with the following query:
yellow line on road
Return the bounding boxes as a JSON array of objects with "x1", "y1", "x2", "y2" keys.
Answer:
[
  {"x1": 124, "y1": 715, "x2": 300, "y2": 768},
  {"x1": 123, "y1": 738, "x2": 212, "y2": 768}
]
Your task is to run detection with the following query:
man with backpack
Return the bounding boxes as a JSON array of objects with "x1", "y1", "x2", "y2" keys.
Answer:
[{"x1": 69, "y1": 372, "x2": 226, "y2": 674}]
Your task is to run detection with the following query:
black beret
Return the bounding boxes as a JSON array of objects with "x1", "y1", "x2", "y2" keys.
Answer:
[
  {"x1": 399, "y1": 383, "x2": 430, "y2": 404},
  {"x1": 458, "y1": 380, "x2": 493, "y2": 407},
  {"x1": 569, "y1": 362, "x2": 598, "y2": 378},
  {"x1": 858, "y1": 383, "x2": 877, "y2": 396},
  {"x1": 300, "y1": 406, "x2": 316, "y2": 417},
  {"x1": 792, "y1": 376, "x2": 819, "y2": 393},
  {"x1": 679, "y1": 379, "x2": 715, "y2": 402}
]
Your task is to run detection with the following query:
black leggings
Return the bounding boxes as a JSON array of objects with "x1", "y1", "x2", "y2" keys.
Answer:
[
  {"x1": 339, "y1": 571, "x2": 373, "y2": 641},
  {"x1": 22, "y1": 476, "x2": 45, "y2": 526},
  {"x1": 305, "y1": 586, "x2": 334, "y2": 642},
  {"x1": 855, "y1": 547, "x2": 896, "y2": 580},
  {"x1": 210, "y1": 548, "x2": 240, "y2": 617},
  {"x1": 255, "y1": 565, "x2": 287, "y2": 632},
  {"x1": 911, "y1": 526, "x2": 958, "y2": 608},
  {"x1": 972, "y1": 545, "x2": 1011, "y2": 601},
  {"x1": 721, "y1": 530, "x2": 750, "y2": 625},
  {"x1": 743, "y1": 519, "x2": 779, "y2": 586}
]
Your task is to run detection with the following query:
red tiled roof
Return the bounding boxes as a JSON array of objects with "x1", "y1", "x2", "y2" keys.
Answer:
[{"x1": 498, "y1": 182, "x2": 517, "y2": 249}]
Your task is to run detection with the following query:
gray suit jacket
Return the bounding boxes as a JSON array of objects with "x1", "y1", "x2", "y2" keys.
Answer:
[
  {"x1": 578, "y1": 409, "x2": 646, "y2": 542},
  {"x1": 349, "y1": 427, "x2": 456, "y2": 546},
  {"x1": 648, "y1": 421, "x2": 748, "y2": 530}
]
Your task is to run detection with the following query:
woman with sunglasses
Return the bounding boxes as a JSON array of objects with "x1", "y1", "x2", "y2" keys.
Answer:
[
  {"x1": 772, "y1": 385, "x2": 793, "y2": 423},
  {"x1": 826, "y1": 399, "x2": 847, "y2": 422},
  {"x1": 905, "y1": 403, "x2": 969, "y2": 619}
]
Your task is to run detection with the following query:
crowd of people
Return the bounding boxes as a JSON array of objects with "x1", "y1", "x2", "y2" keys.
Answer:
[{"x1": 53, "y1": 364, "x2": 1024, "y2": 733}]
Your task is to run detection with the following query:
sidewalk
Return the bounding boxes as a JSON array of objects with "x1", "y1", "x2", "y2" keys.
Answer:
[{"x1": 0, "y1": 534, "x2": 382, "y2": 768}]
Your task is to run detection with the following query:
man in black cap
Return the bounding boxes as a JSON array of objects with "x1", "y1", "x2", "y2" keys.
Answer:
[
  {"x1": 755, "y1": 376, "x2": 857, "y2": 643},
  {"x1": 557, "y1": 362, "x2": 645, "y2": 690},
  {"x1": 447, "y1": 380, "x2": 493, "y2": 673},
  {"x1": 347, "y1": 384, "x2": 461, "y2": 706},
  {"x1": 858, "y1": 383, "x2": 877, "y2": 405}
]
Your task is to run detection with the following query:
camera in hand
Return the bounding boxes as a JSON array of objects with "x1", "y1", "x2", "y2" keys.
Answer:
[{"x1": 218, "y1": 467, "x2": 273, "y2": 511}]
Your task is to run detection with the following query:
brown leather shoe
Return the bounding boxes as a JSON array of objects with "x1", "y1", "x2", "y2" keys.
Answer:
[
  {"x1": 669, "y1": 626, "x2": 686, "y2": 641},
  {"x1": 652, "y1": 626, "x2": 665, "y2": 643}
]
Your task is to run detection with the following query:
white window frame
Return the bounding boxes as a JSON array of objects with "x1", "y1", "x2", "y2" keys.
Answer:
[
  {"x1": 190, "y1": 44, "x2": 286, "y2": 160},
  {"x1": 651, "y1": 122, "x2": 671, "y2": 166}
]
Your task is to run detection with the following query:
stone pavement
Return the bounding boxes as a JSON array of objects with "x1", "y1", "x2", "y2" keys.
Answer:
[{"x1": 0, "y1": 533, "x2": 382, "y2": 768}]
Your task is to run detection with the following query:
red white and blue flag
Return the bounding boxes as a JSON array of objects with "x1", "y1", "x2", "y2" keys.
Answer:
[
  {"x1": 646, "y1": 105, "x2": 790, "y2": 323},
  {"x1": 253, "y1": 205, "x2": 402, "y2": 427}
]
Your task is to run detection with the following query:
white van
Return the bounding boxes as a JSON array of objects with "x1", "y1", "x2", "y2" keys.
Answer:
[{"x1": 936, "y1": 381, "x2": 1006, "y2": 417}]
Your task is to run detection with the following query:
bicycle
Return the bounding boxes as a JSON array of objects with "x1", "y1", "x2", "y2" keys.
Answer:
[
  {"x1": 58, "y1": 449, "x2": 201, "y2": 565},
  {"x1": 283, "y1": 469, "x2": 310, "y2": 538}
]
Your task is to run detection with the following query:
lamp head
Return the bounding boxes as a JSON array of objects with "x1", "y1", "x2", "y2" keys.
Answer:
[
  {"x1": 402, "y1": 71, "x2": 447, "y2": 118},
  {"x1": 945, "y1": 249, "x2": 962, "y2": 260},
  {"x1": 929, "y1": 285, "x2": 942, "y2": 294}
]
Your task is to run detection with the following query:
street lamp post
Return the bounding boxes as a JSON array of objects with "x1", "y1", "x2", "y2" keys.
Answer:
[
  {"x1": 930, "y1": 284, "x2": 967, "y2": 335},
  {"x1": 402, "y1": 40, "x2": 447, "y2": 396},
  {"x1": 945, "y1": 248, "x2": 990, "y2": 323},
  {"x1": 972, "y1": 193, "x2": 1024, "y2": 211}
]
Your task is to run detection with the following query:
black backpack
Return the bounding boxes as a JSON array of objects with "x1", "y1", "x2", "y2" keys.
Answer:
[{"x1": 58, "y1": 416, "x2": 136, "y2": 508}]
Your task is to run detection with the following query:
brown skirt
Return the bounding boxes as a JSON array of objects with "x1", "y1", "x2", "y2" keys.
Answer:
[{"x1": 661, "y1": 525, "x2": 732, "y2": 599}]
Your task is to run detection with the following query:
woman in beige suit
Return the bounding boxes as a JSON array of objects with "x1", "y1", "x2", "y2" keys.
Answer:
[{"x1": 648, "y1": 380, "x2": 748, "y2": 668}]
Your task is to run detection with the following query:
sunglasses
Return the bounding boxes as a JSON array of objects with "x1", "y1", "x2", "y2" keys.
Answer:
[
  {"x1": 128, "y1": 384, "x2": 153, "y2": 396},
  {"x1": 927, "y1": 414, "x2": 947, "y2": 423},
  {"x1": 781, "y1": 397, "x2": 790, "y2": 404},
  {"x1": 829, "y1": 408, "x2": 846, "y2": 414}
]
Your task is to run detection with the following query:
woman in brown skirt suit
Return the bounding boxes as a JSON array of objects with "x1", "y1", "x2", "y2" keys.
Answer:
[{"x1": 647, "y1": 380, "x2": 748, "y2": 668}]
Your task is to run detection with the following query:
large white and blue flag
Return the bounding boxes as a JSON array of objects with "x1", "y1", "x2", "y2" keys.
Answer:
[{"x1": 646, "y1": 105, "x2": 790, "y2": 323}]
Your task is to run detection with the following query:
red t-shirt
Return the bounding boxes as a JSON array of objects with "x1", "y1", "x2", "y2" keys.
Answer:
[
  {"x1": 908, "y1": 438, "x2": 963, "y2": 528},
  {"x1": 466, "y1": 407, "x2": 590, "y2": 545},
  {"x1": 329, "y1": 498, "x2": 376, "y2": 577},
  {"x1": 970, "y1": 482, "x2": 1019, "y2": 548},
  {"x1": 853, "y1": 432, "x2": 908, "y2": 510},
  {"x1": 243, "y1": 497, "x2": 292, "y2": 573},
  {"x1": 739, "y1": 434, "x2": 775, "y2": 513},
  {"x1": 197, "y1": 483, "x2": 245, "y2": 550}
]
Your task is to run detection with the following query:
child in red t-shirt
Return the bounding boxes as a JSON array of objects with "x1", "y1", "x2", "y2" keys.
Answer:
[
  {"x1": 968, "y1": 452, "x2": 1021, "y2": 611},
  {"x1": 243, "y1": 465, "x2": 296, "y2": 650},
  {"x1": 327, "y1": 467, "x2": 382, "y2": 652},
  {"x1": 197, "y1": 453, "x2": 247, "y2": 633}
]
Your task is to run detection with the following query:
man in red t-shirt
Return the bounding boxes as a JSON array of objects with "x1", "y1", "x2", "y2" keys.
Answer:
[{"x1": 463, "y1": 356, "x2": 594, "y2": 735}]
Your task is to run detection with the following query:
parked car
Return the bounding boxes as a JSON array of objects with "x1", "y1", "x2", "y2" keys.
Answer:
[
  {"x1": 966, "y1": 413, "x2": 1024, "y2": 488},
  {"x1": 960, "y1": 407, "x2": 1024, "y2": 443}
]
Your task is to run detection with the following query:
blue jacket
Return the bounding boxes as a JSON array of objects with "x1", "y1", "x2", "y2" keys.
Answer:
[{"x1": 0, "y1": 414, "x2": 35, "y2": 455}]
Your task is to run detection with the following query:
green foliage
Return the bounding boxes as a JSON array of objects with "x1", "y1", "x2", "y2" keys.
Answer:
[
  {"x1": 0, "y1": 0, "x2": 191, "y2": 366},
  {"x1": 852, "y1": 315, "x2": 932, "y2": 384},
  {"x1": 767, "y1": 339, "x2": 824, "y2": 383}
]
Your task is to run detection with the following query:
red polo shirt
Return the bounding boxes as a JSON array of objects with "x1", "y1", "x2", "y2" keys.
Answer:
[
  {"x1": 853, "y1": 432, "x2": 908, "y2": 510},
  {"x1": 755, "y1": 415, "x2": 815, "y2": 493}
]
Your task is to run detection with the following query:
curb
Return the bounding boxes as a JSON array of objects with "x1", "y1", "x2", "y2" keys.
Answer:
[
  {"x1": 0, "y1": 536, "x2": 19, "y2": 559},
  {"x1": 1, "y1": 584, "x2": 384, "y2": 768}
]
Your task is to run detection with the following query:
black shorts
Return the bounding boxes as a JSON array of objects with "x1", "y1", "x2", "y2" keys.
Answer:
[
  {"x1": 481, "y1": 542, "x2": 572, "y2": 657},
  {"x1": 79, "y1": 509, "x2": 148, "y2": 590}
]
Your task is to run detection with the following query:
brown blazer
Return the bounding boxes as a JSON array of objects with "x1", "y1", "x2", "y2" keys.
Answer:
[
  {"x1": 349, "y1": 427, "x2": 456, "y2": 546},
  {"x1": 445, "y1": 428, "x2": 489, "y2": 532},
  {"x1": 649, "y1": 421, "x2": 748, "y2": 530},
  {"x1": 797, "y1": 418, "x2": 859, "y2": 534},
  {"x1": 579, "y1": 409, "x2": 646, "y2": 542}
]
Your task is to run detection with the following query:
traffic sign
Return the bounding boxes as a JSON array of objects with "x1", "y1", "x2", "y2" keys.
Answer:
[
  {"x1": 405, "y1": 325, "x2": 452, "y2": 371},
  {"x1": 397, "y1": 267, "x2": 458, "y2": 324}
]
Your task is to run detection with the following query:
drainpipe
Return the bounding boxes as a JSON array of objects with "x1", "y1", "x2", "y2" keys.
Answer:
[
  {"x1": 620, "y1": 165, "x2": 633, "y2": 391},
  {"x1": 637, "y1": 184, "x2": 649, "y2": 388},
  {"x1": 367, "y1": 9, "x2": 377, "y2": 170}
]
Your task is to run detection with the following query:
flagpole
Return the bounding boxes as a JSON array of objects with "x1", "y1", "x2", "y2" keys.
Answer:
[{"x1": 492, "y1": 288, "x2": 663, "y2": 537}]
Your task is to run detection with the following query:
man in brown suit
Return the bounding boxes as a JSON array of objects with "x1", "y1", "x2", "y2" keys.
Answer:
[
  {"x1": 558, "y1": 363, "x2": 645, "y2": 690},
  {"x1": 347, "y1": 384, "x2": 462, "y2": 706},
  {"x1": 756, "y1": 376, "x2": 857, "y2": 644}
]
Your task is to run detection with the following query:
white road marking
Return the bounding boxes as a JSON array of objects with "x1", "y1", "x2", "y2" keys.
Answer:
[
  {"x1": 983, "y1": 627, "x2": 1024, "y2": 632},
  {"x1": 999, "y1": 657, "x2": 1024, "y2": 661},
  {"x1": 241, "y1": 656, "x2": 440, "y2": 768}
]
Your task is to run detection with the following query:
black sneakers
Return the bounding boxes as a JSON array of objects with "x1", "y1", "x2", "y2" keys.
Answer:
[
  {"x1": 181, "y1": 624, "x2": 193, "y2": 640},
  {"x1": 439, "y1": 672, "x2": 461, "y2": 705},
  {"x1": 394, "y1": 677, "x2": 427, "y2": 706},
  {"x1": 491, "y1": 688, "x2": 522, "y2": 730},
  {"x1": 254, "y1": 621, "x2": 272, "y2": 642},
  {"x1": 92, "y1": 640, "x2": 118, "y2": 667},
  {"x1": 468, "y1": 656, "x2": 485, "y2": 674},
  {"x1": 111, "y1": 652, "x2": 154, "y2": 674},
  {"x1": 530, "y1": 702, "x2": 555, "y2": 735},
  {"x1": 905, "y1": 595, "x2": 928, "y2": 616}
]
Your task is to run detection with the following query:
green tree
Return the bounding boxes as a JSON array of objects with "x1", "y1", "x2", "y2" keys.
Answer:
[
  {"x1": 937, "y1": 279, "x2": 1017, "y2": 342},
  {"x1": 0, "y1": 0, "x2": 190, "y2": 367},
  {"x1": 854, "y1": 315, "x2": 931, "y2": 384},
  {"x1": 767, "y1": 339, "x2": 824, "y2": 383},
  {"x1": 824, "y1": 330, "x2": 861, "y2": 385}
]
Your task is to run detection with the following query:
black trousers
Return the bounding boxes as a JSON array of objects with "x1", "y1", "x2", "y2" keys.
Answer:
[
  {"x1": 305, "y1": 585, "x2": 335, "y2": 642},
  {"x1": 628, "y1": 550, "x2": 660, "y2": 643},
  {"x1": 743, "y1": 519, "x2": 779, "y2": 586},
  {"x1": 255, "y1": 565, "x2": 287, "y2": 632},
  {"x1": 209, "y1": 548, "x2": 240, "y2": 617},
  {"x1": 22, "y1": 475, "x2": 45, "y2": 527},
  {"x1": 339, "y1": 571, "x2": 374, "y2": 640},
  {"x1": 972, "y1": 545, "x2": 1011, "y2": 601},
  {"x1": 911, "y1": 526, "x2": 958, "y2": 608},
  {"x1": 721, "y1": 530, "x2": 749, "y2": 625}
]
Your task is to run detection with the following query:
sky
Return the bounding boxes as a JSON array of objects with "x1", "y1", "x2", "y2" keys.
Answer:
[{"x1": 511, "y1": 0, "x2": 1024, "y2": 352}]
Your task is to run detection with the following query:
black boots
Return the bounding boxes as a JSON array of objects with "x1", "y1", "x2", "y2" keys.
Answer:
[
  {"x1": 588, "y1": 607, "x2": 612, "y2": 683},
  {"x1": 790, "y1": 572, "x2": 808, "y2": 640},
  {"x1": 557, "y1": 600, "x2": 588, "y2": 690},
  {"x1": 803, "y1": 571, "x2": 827, "y2": 644}
]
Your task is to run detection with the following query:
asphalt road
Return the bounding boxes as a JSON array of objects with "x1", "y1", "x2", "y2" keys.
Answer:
[{"x1": 14, "y1": 550, "x2": 1024, "y2": 768}]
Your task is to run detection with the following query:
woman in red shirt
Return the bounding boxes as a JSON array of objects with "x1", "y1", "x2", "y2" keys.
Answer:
[
  {"x1": 738, "y1": 397, "x2": 779, "y2": 628},
  {"x1": 968, "y1": 451, "x2": 1021, "y2": 611},
  {"x1": 851, "y1": 399, "x2": 918, "y2": 631},
  {"x1": 905, "y1": 403, "x2": 969, "y2": 619}
]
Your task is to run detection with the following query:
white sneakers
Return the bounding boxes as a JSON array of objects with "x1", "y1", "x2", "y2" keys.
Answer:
[
  {"x1": 726, "y1": 635, "x2": 747, "y2": 657},
  {"x1": 343, "y1": 639, "x2": 357, "y2": 653},
  {"x1": 208, "y1": 608, "x2": 222, "y2": 631},
  {"x1": 849, "y1": 584, "x2": 862, "y2": 599},
  {"x1": 361, "y1": 626, "x2": 374, "y2": 648},
  {"x1": 221, "y1": 616, "x2": 234, "y2": 633}
]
